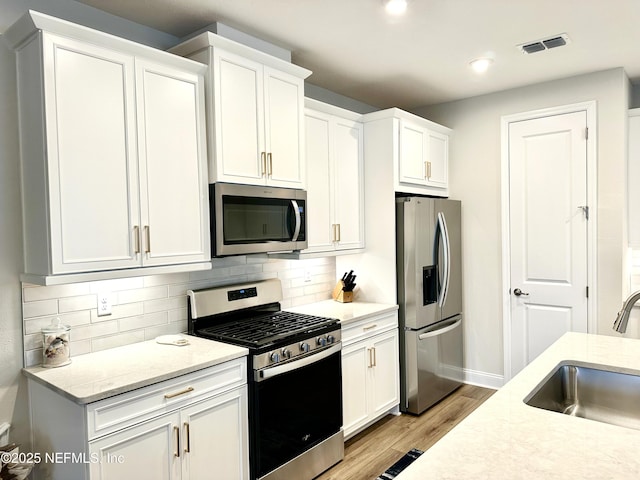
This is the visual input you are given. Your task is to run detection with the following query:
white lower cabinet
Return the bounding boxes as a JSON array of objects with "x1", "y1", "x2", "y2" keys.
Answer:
[
  {"x1": 89, "y1": 387, "x2": 248, "y2": 479},
  {"x1": 29, "y1": 358, "x2": 249, "y2": 480},
  {"x1": 341, "y1": 312, "x2": 399, "y2": 439}
]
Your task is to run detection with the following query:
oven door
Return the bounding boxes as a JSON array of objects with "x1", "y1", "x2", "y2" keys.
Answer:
[
  {"x1": 212, "y1": 182, "x2": 307, "y2": 256},
  {"x1": 252, "y1": 343, "x2": 343, "y2": 479}
]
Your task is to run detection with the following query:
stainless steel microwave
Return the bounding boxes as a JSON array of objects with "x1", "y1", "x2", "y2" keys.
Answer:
[{"x1": 210, "y1": 183, "x2": 307, "y2": 256}]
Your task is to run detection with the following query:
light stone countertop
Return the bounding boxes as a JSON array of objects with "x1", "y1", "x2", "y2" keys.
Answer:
[
  {"x1": 23, "y1": 336, "x2": 248, "y2": 405},
  {"x1": 396, "y1": 332, "x2": 640, "y2": 479},
  {"x1": 286, "y1": 299, "x2": 398, "y2": 326}
]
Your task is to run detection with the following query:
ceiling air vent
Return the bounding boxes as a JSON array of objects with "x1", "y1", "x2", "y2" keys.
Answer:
[{"x1": 518, "y1": 33, "x2": 570, "y2": 54}]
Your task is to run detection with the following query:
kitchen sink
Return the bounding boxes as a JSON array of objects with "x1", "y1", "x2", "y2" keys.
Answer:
[{"x1": 524, "y1": 362, "x2": 640, "y2": 430}]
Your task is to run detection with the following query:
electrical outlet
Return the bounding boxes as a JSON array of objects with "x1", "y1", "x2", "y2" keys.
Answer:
[
  {"x1": 97, "y1": 292, "x2": 112, "y2": 316},
  {"x1": 304, "y1": 270, "x2": 312, "y2": 282}
]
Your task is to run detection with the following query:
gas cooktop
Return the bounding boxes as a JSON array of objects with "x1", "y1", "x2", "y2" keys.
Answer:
[{"x1": 196, "y1": 310, "x2": 339, "y2": 349}]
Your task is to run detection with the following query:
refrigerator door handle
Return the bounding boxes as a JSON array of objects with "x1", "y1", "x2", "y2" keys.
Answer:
[
  {"x1": 437, "y1": 212, "x2": 451, "y2": 307},
  {"x1": 418, "y1": 318, "x2": 462, "y2": 340}
]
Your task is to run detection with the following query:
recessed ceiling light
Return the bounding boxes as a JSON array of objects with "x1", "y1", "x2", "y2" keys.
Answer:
[
  {"x1": 384, "y1": 0, "x2": 408, "y2": 16},
  {"x1": 469, "y1": 57, "x2": 493, "y2": 74}
]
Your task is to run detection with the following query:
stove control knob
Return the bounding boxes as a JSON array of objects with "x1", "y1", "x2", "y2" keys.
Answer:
[
  {"x1": 270, "y1": 352, "x2": 281, "y2": 363},
  {"x1": 327, "y1": 335, "x2": 336, "y2": 345},
  {"x1": 317, "y1": 336, "x2": 327, "y2": 347},
  {"x1": 299, "y1": 342, "x2": 310, "y2": 353},
  {"x1": 281, "y1": 348, "x2": 292, "y2": 360}
]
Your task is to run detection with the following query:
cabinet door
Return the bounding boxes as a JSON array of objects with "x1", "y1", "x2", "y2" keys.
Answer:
[
  {"x1": 304, "y1": 111, "x2": 334, "y2": 252},
  {"x1": 425, "y1": 129, "x2": 448, "y2": 188},
  {"x1": 213, "y1": 49, "x2": 265, "y2": 184},
  {"x1": 181, "y1": 387, "x2": 249, "y2": 480},
  {"x1": 135, "y1": 59, "x2": 210, "y2": 266},
  {"x1": 369, "y1": 329, "x2": 400, "y2": 418},
  {"x1": 43, "y1": 33, "x2": 140, "y2": 273},
  {"x1": 333, "y1": 118, "x2": 364, "y2": 250},
  {"x1": 341, "y1": 341, "x2": 370, "y2": 438},
  {"x1": 264, "y1": 66, "x2": 305, "y2": 188},
  {"x1": 398, "y1": 119, "x2": 429, "y2": 187},
  {"x1": 89, "y1": 412, "x2": 180, "y2": 480}
]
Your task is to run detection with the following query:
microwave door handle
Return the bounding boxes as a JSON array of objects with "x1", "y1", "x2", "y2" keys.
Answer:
[{"x1": 291, "y1": 200, "x2": 301, "y2": 241}]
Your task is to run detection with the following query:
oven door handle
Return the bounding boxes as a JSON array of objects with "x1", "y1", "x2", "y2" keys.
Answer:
[{"x1": 255, "y1": 343, "x2": 341, "y2": 382}]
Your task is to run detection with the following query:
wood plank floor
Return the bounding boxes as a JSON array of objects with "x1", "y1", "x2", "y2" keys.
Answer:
[{"x1": 316, "y1": 384, "x2": 496, "y2": 480}]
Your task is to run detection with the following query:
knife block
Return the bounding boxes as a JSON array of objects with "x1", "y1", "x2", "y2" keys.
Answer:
[{"x1": 332, "y1": 281, "x2": 353, "y2": 303}]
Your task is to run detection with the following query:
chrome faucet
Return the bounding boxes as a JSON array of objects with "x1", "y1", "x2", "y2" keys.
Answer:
[{"x1": 613, "y1": 290, "x2": 640, "y2": 333}]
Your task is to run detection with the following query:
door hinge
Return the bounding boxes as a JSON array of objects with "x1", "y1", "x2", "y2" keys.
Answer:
[
  {"x1": 586, "y1": 286, "x2": 589, "y2": 298},
  {"x1": 578, "y1": 205, "x2": 589, "y2": 220}
]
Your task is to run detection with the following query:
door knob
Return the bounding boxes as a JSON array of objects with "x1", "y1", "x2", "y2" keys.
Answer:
[{"x1": 513, "y1": 288, "x2": 529, "y2": 297}]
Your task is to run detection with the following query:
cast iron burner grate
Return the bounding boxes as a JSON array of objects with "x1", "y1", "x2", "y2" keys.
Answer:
[{"x1": 198, "y1": 311, "x2": 337, "y2": 348}]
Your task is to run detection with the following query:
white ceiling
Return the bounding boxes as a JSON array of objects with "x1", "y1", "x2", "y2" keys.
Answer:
[{"x1": 76, "y1": 0, "x2": 640, "y2": 110}]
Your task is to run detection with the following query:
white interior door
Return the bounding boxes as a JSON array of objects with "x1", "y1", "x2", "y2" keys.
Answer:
[{"x1": 508, "y1": 111, "x2": 589, "y2": 376}]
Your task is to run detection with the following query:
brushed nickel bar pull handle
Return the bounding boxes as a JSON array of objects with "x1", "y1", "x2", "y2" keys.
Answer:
[
  {"x1": 337, "y1": 224, "x2": 341, "y2": 242},
  {"x1": 164, "y1": 386, "x2": 194, "y2": 399},
  {"x1": 268, "y1": 152, "x2": 273, "y2": 176},
  {"x1": 424, "y1": 161, "x2": 428, "y2": 179},
  {"x1": 144, "y1": 225, "x2": 151, "y2": 253},
  {"x1": 427, "y1": 161, "x2": 432, "y2": 179},
  {"x1": 184, "y1": 422, "x2": 190, "y2": 453},
  {"x1": 362, "y1": 324, "x2": 378, "y2": 331},
  {"x1": 261, "y1": 152, "x2": 266, "y2": 176},
  {"x1": 174, "y1": 426, "x2": 180, "y2": 458},
  {"x1": 372, "y1": 347, "x2": 377, "y2": 367},
  {"x1": 332, "y1": 224, "x2": 336, "y2": 242},
  {"x1": 133, "y1": 226, "x2": 140, "y2": 254},
  {"x1": 368, "y1": 348, "x2": 373, "y2": 368}
]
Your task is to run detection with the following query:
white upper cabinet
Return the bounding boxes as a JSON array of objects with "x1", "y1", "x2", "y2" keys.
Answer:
[
  {"x1": 171, "y1": 33, "x2": 311, "y2": 188},
  {"x1": 304, "y1": 99, "x2": 364, "y2": 254},
  {"x1": 365, "y1": 108, "x2": 451, "y2": 197},
  {"x1": 5, "y1": 11, "x2": 211, "y2": 284}
]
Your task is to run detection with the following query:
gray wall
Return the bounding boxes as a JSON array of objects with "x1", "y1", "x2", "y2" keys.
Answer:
[{"x1": 414, "y1": 68, "x2": 630, "y2": 379}]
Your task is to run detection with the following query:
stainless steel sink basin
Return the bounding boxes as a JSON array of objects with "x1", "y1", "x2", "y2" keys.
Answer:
[{"x1": 524, "y1": 362, "x2": 640, "y2": 430}]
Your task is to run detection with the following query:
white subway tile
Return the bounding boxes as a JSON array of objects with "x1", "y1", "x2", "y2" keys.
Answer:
[
  {"x1": 23, "y1": 283, "x2": 91, "y2": 302},
  {"x1": 59, "y1": 294, "x2": 98, "y2": 313},
  {"x1": 88, "y1": 277, "x2": 144, "y2": 294},
  {"x1": 277, "y1": 268, "x2": 305, "y2": 280},
  {"x1": 189, "y1": 267, "x2": 230, "y2": 282},
  {"x1": 143, "y1": 273, "x2": 190, "y2": 287},
  {"x1": 24, "y1": 349, "x2": 43, "y2": 368},
  {"x1": 119, "y1": 312, "x2": 167, "y2": 332},
  {"x1": 169, "y1": 308, "x2": 187, "y2": 323},
  {"x1": 144, "y1": 322, "x2": 186, "y2": 340},
  {"x1": 118, "y1": 286, "x2": 168, "y2": 304},
  {"x1": 24, "y1": 311, "x2": 91, "y2": 335},
  {"x1": 69, "y1": 339, "x2": 92, "y2": 357},
  {"x1": 211, "y1": 256, "x2": 248, "y2": 267},
  {"x1": 91, "y1": 331, "x2": 145, "y2": 352},
  {"x1": 23, "y1": 299, "x2": 58, "y2": 319},
  {"x1": 144, "y1": 297, "x2": 185, "y2": 314},
  {"x1": 71, "y1": 321, "x2": 119, "y2": 341}
]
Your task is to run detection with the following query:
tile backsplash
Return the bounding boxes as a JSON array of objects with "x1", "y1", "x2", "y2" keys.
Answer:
[{"x1": 22, "y1": 256, "x2": 336, "y2": 367}]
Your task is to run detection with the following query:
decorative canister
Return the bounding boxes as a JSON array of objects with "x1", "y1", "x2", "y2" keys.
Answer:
[{"x1": 41, "y1": 318, "x2": 70, "y2": 367}]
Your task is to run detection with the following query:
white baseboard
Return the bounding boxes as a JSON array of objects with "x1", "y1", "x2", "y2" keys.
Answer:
[{"x1": 463, "y1": 368, "x2": 504, "y2": 390}]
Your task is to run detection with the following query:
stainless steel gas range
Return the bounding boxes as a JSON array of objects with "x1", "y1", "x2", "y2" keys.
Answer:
[{"x1": 187, "y1": 279, "x2": 344, "y2": 480}]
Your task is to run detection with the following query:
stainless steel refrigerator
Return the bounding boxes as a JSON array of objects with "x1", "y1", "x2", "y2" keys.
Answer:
[{"x1": 396, "y1": 196, "x2": 463, "y2": 415}]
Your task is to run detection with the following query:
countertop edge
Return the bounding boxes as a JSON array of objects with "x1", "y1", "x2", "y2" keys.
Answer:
[
  {"x1": 286, "y1": 300, "x2": 398, "y2": 326},
  {"x1": 23, "y1": 343, "x2": 249, "y2": 405}
]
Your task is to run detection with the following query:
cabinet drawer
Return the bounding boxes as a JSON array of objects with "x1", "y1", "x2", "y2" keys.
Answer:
[
  {"x1": 341, "y1": 312, "x2": 398, "y2": 346},
  {"x1": 87, "y1": 357, "x2": 246, "y2": 440}
]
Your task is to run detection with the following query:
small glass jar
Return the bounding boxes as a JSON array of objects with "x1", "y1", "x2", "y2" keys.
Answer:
[{"x1": 42, "y1": 318, "x2": 70, "y2": 368}]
